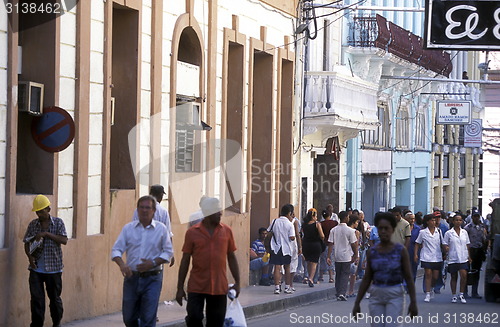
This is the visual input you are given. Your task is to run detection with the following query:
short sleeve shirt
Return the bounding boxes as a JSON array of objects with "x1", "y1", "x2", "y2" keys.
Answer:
[
  {"x1": 23, "y1": 216, "x2": 67, "y2": 272},
  {"x1": 415, "y1": 228, "x2": 443, "y2": 263},
  {"x1": 267, "y1": 217, "x2": 295, "y2": 256},
  {"x1": 328, "y1": 223, "x2": 357, "y2": 262},
  {"x1": 182, "y1": 222, "x2": 236, "y2": 295},
  {"x1": 391, "y1": 219, "x2": 411, "y2": 245},
  {"x1": 443, "y1": 228, "x2": 470, "y2": 264},
  {"x1": 251, "y1": 239, "x2": 266, "y2": 255}
]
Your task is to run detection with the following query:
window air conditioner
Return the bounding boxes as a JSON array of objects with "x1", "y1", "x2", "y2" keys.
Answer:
[
  {"x1": 176, "y1": 102, "x2": 201, "y2": 126},
  {"x1": 18, "y1": 81, "x2": 44, "y2": 116}
]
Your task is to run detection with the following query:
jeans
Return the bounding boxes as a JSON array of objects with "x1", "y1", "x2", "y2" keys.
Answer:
[
  {"x1": 29, "y1": 271, "x2": 63, "y2": 327},
  {"x1": 250, "y1": 258, "x2": 268, "y2": 271},
  {"x1": 122, "y1": 271, "x2": 163, "y2": 327},
  {"x1": 334, "y1": 262, "x2": 351, "y2": 296},
  {"x1": 186, "y1": 293, "x2": 227, "y2": 327},
  {"x1": 369, "y1": 284, "x2": 405, "y2": 327}
]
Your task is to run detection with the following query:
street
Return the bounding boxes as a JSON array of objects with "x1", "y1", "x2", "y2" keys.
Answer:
[{"x1": 247, "y1": 276, "x2": 500, "y2": 327}]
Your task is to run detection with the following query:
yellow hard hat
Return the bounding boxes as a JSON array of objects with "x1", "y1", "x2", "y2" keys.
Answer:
[{"x1": 32, "y1": 195, "x2": 51, "y2": 212}]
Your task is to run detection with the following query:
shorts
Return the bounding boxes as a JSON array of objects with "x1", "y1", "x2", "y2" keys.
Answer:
[
  {"x1": 421, "y1": 261, "x2": 442, "y2": 270},
  {"x1": 269, "y1": 248, "x2": 291, "y2": 265},
  {"x1": 447, "y1": 262, "x2": 468, "y2": 274}
]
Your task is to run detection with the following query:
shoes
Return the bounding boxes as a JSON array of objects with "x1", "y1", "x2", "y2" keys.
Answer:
[
  {"x1": 274, "y1": 288, "x2": 280, "y2": 294},
  {"x1": 459, "y1": 294, "x2": 467, "y2": 303},
  {"x1": 424, "y1": 293, "x2": 431, "y2": 302},
  {"x1": 471, "y1": 294, "x2": 482, "y2": 299},
  {"x1": 308, "y1": 280, "x2": 314, "y2": 287},
  {"x1": 365, "y1": 293, "x2": 371, "y2": 299},
  {"x1": 347, "y1": 293, "x2": 357, "y2": 298},
  {"x1": 259, "y1": 278, "x2": 271, "y2": 286},
  {"x1": 337, "y1": 295, "x2": 347, "y2": 301},
  {"x1": 430, "y1": 290, "x2": 435, "y2": 299},
  {"x1": 291, "y1": 287, "x2": 296, "y2": 292},
  {"x1": 329, "y1": 278, "x2": 334, "y2": 283},
  {"x1": 451, "y1": 296, "x2": 457, "y2": 303},
  {"x1": 284, "y1": 287, "x2": 293, "y2": 294}
]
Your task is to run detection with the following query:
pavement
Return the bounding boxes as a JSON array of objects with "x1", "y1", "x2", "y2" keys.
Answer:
[
  {"x1": 64, "y1": 268, "x2": 427, "y2": 327},
  {"x1": 64, "y1": 277, "x2": 343, "y2": 327}
]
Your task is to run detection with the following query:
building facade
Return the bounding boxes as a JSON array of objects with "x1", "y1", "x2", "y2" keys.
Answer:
[
  {"x1": 0, "y1": 0, "x2": 299, "y2": 324},
  {"x1": 301, "y1": 0, "x2": 483, "y2": 221}
]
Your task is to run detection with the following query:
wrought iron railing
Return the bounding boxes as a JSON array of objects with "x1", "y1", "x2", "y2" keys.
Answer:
[{"x1": 347, "y1": 16, "x2": 378, "y2": 47}]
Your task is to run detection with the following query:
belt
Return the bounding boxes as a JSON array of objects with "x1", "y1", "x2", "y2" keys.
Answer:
[{"x1": 132, "y1": 270, "x2": 162, "y2": 278}]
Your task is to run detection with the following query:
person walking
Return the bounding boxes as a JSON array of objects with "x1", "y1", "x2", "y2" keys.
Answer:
[
  {"x1": 464, "y1": 211, "x2": 488, "y2": 299},
  {"x1": 301, "y1": 208, "x2": 325, "y2": 287},
  {"x1": 327, "y1": 211, "x2": 358, "y2": 301},
  {"x1": 112, "y1": 195, "x2": 174, "y2": 327},
  {"x1": 352, "y1": 212, "x2": 418, "y2": 327},
  {"x1": 266, "y1": 204, "x2": 296, "y2": 294},
  {"x1": 347, "y1": 215, "x2": 361, "y2": 297},
  {"x1": 443, "y1": 215, "x2": 470, "y2": 304},
  {"x1": 320, "y1": 209, "x2": 338, "y2": 283},
  {"x1": 23, "y1": 195, "x2": 68, "y2": 327},
  {"x1": 414, "y1": 214, "x2": 444, "y2": 303},
  {"x1": 176, "y1": 197, "x2": 240, "y2": 327},
  {"x1": 132, "y1": 184, "x2": 174, "y2": 266},
  {"x1": 404, "y1": 212, "x2": 420, "y2": 281}
]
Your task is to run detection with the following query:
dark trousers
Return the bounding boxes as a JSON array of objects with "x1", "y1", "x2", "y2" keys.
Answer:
[
  {"x1": 186, "y1": 293, "x2": 227, "y2": 327},
  {"x1": 29, "y1": 270, "x2": 63, "y2": 327},
  {"x1": 334, "y1": 262, "x2": 351, "y2": 296},
  {"x1": 467, "y1": 247, "x2": 485, "y2": 295}
]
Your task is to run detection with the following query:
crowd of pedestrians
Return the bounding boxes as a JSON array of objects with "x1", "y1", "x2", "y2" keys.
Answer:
[{"x1": 254, "y1": 202, "x2": 491, "y2": 326}]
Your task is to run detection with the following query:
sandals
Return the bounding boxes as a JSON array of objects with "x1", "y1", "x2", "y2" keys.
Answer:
[
  {"x1": 308, "y1": 279, "x2": 314, "y2": 287},
  {"x1": 329, "y1": 278, "x2": 334, "y2": 283},
  {"x1": 302, "y1": 278, "x2": 309, "y2": 284}
]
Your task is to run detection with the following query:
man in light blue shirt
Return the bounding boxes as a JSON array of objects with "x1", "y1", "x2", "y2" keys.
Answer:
[{"x1": 112, "y1": 195, "x2": 174, "y2": 327}]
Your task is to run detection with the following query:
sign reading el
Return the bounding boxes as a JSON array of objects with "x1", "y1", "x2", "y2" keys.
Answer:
[{"x1": 425, "y1": 0, "x2": 500, "y2": 50}]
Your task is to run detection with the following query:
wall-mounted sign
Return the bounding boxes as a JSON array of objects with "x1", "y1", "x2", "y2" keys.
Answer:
[
  {"x1": 425, "y1": 0, "x2": 500, "y2": 50},
  {"x1": 31, "y1": 106, "x2": 75, "y2": 153},
  {"x1": 464, "y1": 119, "x2": 483, "y2": 148},
  {"x1": 436, "y1": 100, "x2": 472, "y2": 124}
]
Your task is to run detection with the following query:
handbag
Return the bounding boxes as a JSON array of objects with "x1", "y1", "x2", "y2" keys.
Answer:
[{"x1": 263, "y1": 220, "x2": 276, "y2": 253}]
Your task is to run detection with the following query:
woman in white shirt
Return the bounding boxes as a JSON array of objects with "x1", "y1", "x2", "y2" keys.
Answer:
[
  {"x1": 414, "y1": 214, "x2": 444, "y2": 303},
  {"x1": 443, "y1": 215, "x2": 470, "y2": 304}
]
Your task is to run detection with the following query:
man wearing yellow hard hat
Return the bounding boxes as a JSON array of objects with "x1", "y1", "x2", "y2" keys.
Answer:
[{"x1": 23, "y1": 195, "x2": 68, "y2": 327}]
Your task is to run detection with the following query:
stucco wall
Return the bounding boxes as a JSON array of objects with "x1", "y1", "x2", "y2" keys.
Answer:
[{"x1": 0, "y1": 0, "x2": 296, "y2": 325}]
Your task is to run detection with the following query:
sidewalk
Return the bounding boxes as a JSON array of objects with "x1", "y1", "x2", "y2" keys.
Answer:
[
  {"x1": 64, "y1": 280, "x2": 338, "y2": 327},
  {"x1": 66, "y1": 269, "x2": 426, "y2": 327}
]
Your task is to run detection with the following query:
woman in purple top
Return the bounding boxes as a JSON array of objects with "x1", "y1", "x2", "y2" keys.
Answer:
[{"x1": 353, "y1": 212, "x2": 418, "y2": 327}]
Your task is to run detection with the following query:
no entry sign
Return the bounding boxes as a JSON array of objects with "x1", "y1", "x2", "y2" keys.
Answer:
[{"x1": 31, "y1": 106, "x2": 75, "y2": 153}]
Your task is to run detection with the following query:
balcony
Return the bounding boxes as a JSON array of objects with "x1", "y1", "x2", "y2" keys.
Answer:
[
  {"x1": 303, "y1": 65, "x2": 379, "y2": 139},
  {"x1": 347, "y1": 15, "x2": 452, "y2": 77}
]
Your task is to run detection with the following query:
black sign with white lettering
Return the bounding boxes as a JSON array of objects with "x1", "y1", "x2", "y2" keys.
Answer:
[{"x1": 425, "y1": 0, "x2": 500, "y2": 49}]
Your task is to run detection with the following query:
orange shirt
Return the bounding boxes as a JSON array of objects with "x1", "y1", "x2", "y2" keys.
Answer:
[{"x1": 182, "y1": 222, "x2": 237, "y2": 295}]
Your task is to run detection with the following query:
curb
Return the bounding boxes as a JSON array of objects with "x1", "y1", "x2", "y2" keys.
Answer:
[{"x1": 160, "y1": 287, "x2": 338, "y2": 327}]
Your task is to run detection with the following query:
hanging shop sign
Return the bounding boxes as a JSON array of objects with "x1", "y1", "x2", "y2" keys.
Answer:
[
  {"x1": 31, "y1": 106, "x2": 75, "y2": 153},
  {"x1": 436, "y1": 100, "x2": 472, "y2": 125},
  {"x1": 464, "y1": 119, "x2": 483, "y2": 148},
  {"x1": 425, "y1": 0, "x2": 500, "y2": 50}
]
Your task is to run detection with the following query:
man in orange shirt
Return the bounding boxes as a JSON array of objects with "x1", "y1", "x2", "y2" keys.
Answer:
[{"x1": 176, "y1": 197, "x2": 240, "y2": 327}]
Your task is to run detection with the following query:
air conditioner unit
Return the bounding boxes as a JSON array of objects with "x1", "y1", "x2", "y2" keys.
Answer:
[
  {"x1": 18, "y1": 81, "x2": 44, "y2": 116},
  {"x1": 176, "y1": 102, "x2": 201, "y2": 126}
]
